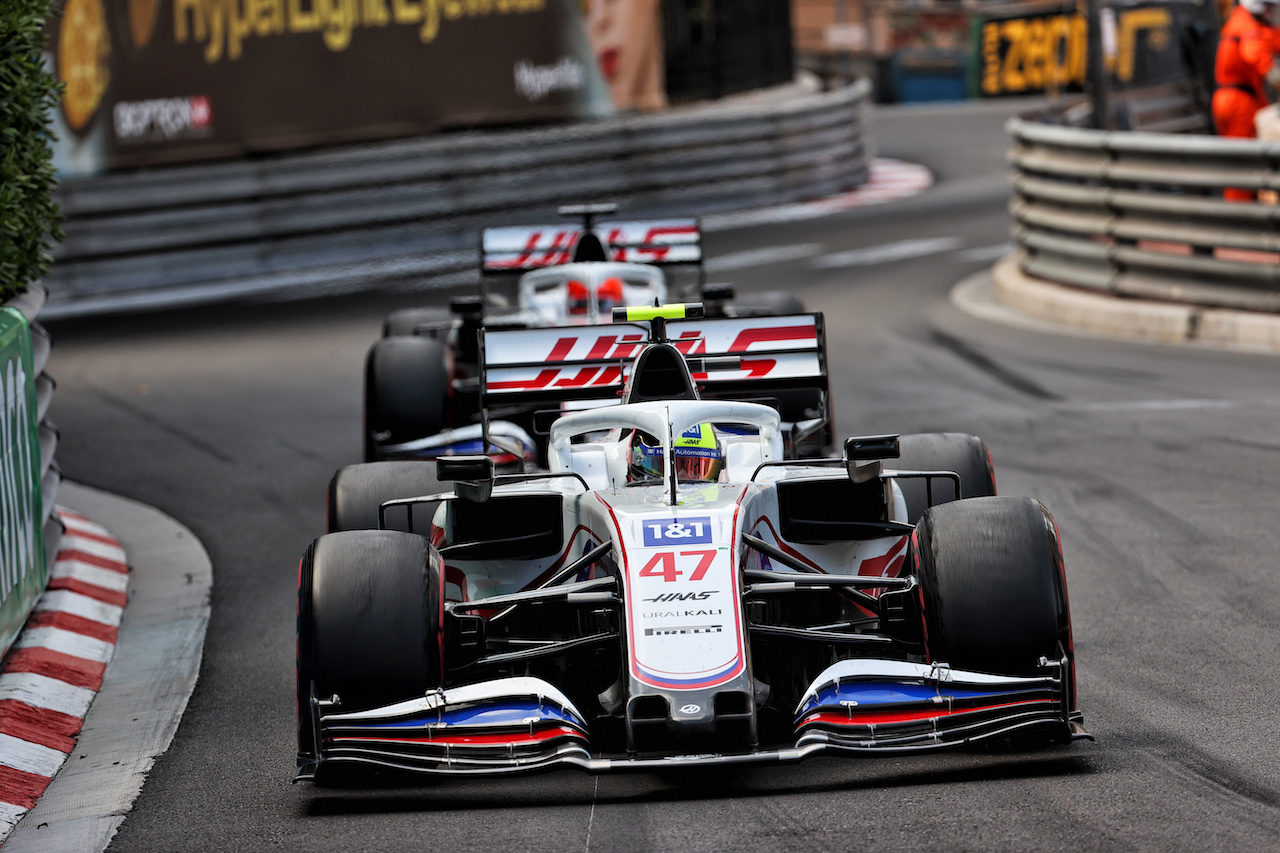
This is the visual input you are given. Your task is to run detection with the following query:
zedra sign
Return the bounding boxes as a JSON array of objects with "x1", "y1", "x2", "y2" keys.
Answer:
[
  {"x1": 0, "y1": 308, "x2": 48, "y2": 658},
  {"x1": 972, "y1": 2, "x2": 1195, "y2": 98},
  {"x1": 974, "y1": 6, "x2": 1088, "y2": 97}
]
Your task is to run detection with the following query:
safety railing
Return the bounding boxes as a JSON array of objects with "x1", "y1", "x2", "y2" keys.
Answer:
[
  {"x1": 1008, "y1": 117, "x2": 1280, "y2": 313},
  {"x1": 45, "y1": 80, "x2": 871, "y2": 318},
  {"x1": 1, "y1": 284, "x2": 62, "y2": 655}
]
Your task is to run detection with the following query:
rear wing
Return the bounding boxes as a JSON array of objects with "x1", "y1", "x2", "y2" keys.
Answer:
[
  {"x1": 480, "y1": 313, "x2": 829, "y2": 410},
  {"x1": 480, "y1": 220, "x2": 702, "y2": 274}
]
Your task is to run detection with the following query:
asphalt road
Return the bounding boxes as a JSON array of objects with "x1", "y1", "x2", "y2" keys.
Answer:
[{"x1": 44, "y1": 97, "x2": 1280, "y2": 851}]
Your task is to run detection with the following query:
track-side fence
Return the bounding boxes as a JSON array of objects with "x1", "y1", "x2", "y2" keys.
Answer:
[
  {"x1": 0, "y1": 284, "x2": 62, "y2": 656},
  {"x1": 1009, "y1": 117, "x2": 1280, "y2": 313},
  {"x1": 46, "y1": 80, "x2": 871, "y2": 318}
]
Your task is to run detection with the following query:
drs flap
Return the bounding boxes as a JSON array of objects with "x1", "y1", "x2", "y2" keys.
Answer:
[
  {"x1": 481, "y1": 314, "x2": 826, "y2": 405},
  {"x1": 481, "y1": 220, "x2": 702, "y2": 272}
]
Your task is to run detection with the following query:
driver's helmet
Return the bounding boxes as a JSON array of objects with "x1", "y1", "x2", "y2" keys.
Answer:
[
  {"x1": 629, "y1": 423, "x2": 725, "y2": 484},
  {"x1": 567, "y1": 279, "x2": 591, "y2": 316},
  {"x1": 597, "y1": 277, "x2": 624, "y2": 313}
]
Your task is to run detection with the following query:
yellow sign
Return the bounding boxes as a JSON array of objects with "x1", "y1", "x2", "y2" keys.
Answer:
[
  {"x1": 978, "y1": 6, "x2": 1172, "y2": 97},
  {"x1": 173, "y1": 0, "x2": 547, "y2": 63}
]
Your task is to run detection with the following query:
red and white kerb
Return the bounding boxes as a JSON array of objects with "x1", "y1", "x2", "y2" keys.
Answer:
[{"x1": 0, "y1": 510, "x2": 128, "y2": 838}]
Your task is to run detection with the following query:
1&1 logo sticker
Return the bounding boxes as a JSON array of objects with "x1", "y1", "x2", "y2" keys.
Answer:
[{"x1": 642, "y1": 517, "x2": 712, "y2": 546}]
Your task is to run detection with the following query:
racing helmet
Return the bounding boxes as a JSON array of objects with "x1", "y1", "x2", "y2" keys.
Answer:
[
  {"x1": 597, "y1": 277, "x2": 624, "y2": 313},
  {"x1": 1242, "y1": 0, "x2": 1277, "y2": 15},
  {"x1": 567, "y1": 279, "x2": 591, "y2": 316},
  {"x1": 629, "y1": 423, "x2": 725, "y2": 484}
]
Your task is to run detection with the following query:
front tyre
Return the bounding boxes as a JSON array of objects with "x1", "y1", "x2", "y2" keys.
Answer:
[
  {"x1": 297, "y1": 531, "x2": 444, "y2": 763},
  {"x1": 913, "y1": 496, "x2": 1073, "y2": 679}
]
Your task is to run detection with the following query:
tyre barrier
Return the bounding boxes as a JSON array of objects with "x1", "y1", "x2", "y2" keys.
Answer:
[
  {"x1": 46, "y1": 79, "x2": 872, "y2": 318},
  {"x1": 1008, "y1": 116, "x2": 1280, "y2": 314},
  {"x1": 0, "y1": 284, "x2": 64, "y2": 655}
]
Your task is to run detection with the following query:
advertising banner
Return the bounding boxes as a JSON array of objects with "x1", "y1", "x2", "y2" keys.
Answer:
[
  {"x1": 0, "y1": 309, "x2": 48, "y2": 658},
  {"x1": 47, "y1": 0, "x2": 619, "y2": 175},
  {"x1": 583, "y1": 0, "x2": 666, "y2": 111},
  {"x1": 971, "y1": 1, "x2": 1207, "y2": 98}
]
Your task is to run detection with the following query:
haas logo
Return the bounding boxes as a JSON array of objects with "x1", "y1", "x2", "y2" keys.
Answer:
[{"x1": 643, "y1": 591, "x2": 717, "y2": 603}]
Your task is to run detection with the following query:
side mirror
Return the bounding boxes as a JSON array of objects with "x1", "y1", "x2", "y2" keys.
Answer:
[
  {"x1": 437, "y1": 456, "x2": 495, "y2": 503},
  {"x1": 844, "y1": 435, "x2": 900, "y2": 461},
  {"x1": 844, "y1": 435, "x2": 899, "y2": 485}
]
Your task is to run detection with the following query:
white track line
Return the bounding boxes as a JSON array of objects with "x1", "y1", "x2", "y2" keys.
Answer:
[
  {"x1": 705, "y1": 243, "x2": 824, "y2": 273},
  {"x1": 810, "y1": 237, "x2": 962, "y2": 269}
]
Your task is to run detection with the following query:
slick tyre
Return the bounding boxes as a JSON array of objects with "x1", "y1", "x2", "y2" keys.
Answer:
[
  {"x1": 296, "y1": 530, "x2": 444, "y2": 760},
  {"x1": 895, "y1": 432, "x2": 996, "y2": 524},
  {"x1": 913, "y1": 496, "x2": 1073, "y2": 678},
  {"x1": 327, "y1": 461, "x2": 444, "y2": 533},
  {"x1": 364, "y1": 336, "x2": 450, "y2": 461},
  {"x1": 382, "y1": 307, "x2": 451, "y2": 338}
]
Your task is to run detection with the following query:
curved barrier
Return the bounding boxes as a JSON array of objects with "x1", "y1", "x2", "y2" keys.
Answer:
[
  {"x1": 46, "y1": 80, "x2": 871, "y2": 317},
  {"x1": 1008, "y1": 117, "x2": 1280, "y2": 314},
  {"x1": 0, "y1": 284, "x2": 62, "y2": 655}
]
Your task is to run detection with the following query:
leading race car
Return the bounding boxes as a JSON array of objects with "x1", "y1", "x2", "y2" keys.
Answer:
[
  {"x1": 364, "y1": 204, "x2": 810, "y2": 463},
  {"x1": 296, "y1": 304, "x2": 1088, "y2": 783}
]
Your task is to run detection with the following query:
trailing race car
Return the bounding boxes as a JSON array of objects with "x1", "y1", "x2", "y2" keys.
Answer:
[
  {"x1": 296, "y1": 304, "x2": 1088, "y2": 783},
  {"x1": 364, "y1": 204, "x2": 808, "y2": 462}
]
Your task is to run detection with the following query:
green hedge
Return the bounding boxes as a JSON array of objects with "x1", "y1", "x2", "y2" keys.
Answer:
[{"x1": 0, "y1": 0, "x2": 63, "y2": 303}]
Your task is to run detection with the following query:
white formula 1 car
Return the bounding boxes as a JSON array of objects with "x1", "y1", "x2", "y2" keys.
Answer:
[
  {"x1": 297, "y1": 304, "x2": 1088, "y2": 783},
  {"x1": 363, "y1": 204, "x2": 810, "y2": 463}
]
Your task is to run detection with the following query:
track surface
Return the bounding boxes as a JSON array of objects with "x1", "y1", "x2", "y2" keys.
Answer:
[{"x1": 46, "y1": 99, "x2": 1280, "y2": 851}]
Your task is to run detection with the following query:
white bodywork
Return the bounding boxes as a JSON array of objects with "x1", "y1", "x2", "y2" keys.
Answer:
[
  {"x1": 517, "y1": 263, "x2": 666, "y2": 326},
  {"x1": 434, "y1": 400, "x2": 909, "y2": 696}
]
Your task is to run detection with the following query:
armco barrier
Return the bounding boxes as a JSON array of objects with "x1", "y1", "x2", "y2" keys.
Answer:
[
  {"x1": 46, "y1": 80, "x2": 872, "y2": 317},
  {"x1": 1008, "y1": 117, "x2": 1280, "y2": 313},
  {"x1": 0, "y1": 284, "x2": 62, "y2": 656}
]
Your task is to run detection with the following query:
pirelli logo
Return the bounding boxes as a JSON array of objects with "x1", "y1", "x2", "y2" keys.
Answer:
[{"x1": 645, "y1": 625, "x2": 723, "y2": 637}]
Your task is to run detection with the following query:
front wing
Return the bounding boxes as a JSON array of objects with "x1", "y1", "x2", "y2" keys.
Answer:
[{"x1": 295, "y1": 663, "x2": 1090, "y2": 781}]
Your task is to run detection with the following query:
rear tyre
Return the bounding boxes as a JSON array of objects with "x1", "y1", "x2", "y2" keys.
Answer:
[
  {"x1": 895, "y1": 432, "x2": 996, "y2": 524},
  {"x1": 364, "y1": 337, "x2": 450, "y2": 462},
  {"x1": 328, "y1": 461, "x2": 444, "y2": 533},
  {"x1": 297, "y1": 530, "x2": 444, "y2": 760},
  {"x1": 913, "y1": 496, "x2": 1072, "y2": 678},
  {"x1": 382, "y1": 307, "x2": 452, "y2": 338}
]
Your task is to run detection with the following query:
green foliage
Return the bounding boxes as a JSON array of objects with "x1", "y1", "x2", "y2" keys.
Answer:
[{"x1": 0, "y1": 0, "x2": 64, "y2": 302}]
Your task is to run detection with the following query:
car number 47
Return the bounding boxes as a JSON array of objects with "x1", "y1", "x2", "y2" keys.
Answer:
[{"x1": 638, "y1": 550, "x2": 717, "y2": 583}]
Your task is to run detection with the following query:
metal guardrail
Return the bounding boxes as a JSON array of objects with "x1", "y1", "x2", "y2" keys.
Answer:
[
  {"x1": 3, "y1": 284, "x2": 63, "y2": 583},
  {"x1": 1009, "y1": 117, "x2": 1280, "y2": 314},
  {"x1": 45, "y1": 80, "x2": 871, "y2": 318}
]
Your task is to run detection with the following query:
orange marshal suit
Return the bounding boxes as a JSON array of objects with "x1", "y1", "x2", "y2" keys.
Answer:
[{"x1": 1214, "y1": 4, "x2": 1280, "y2": 198}]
